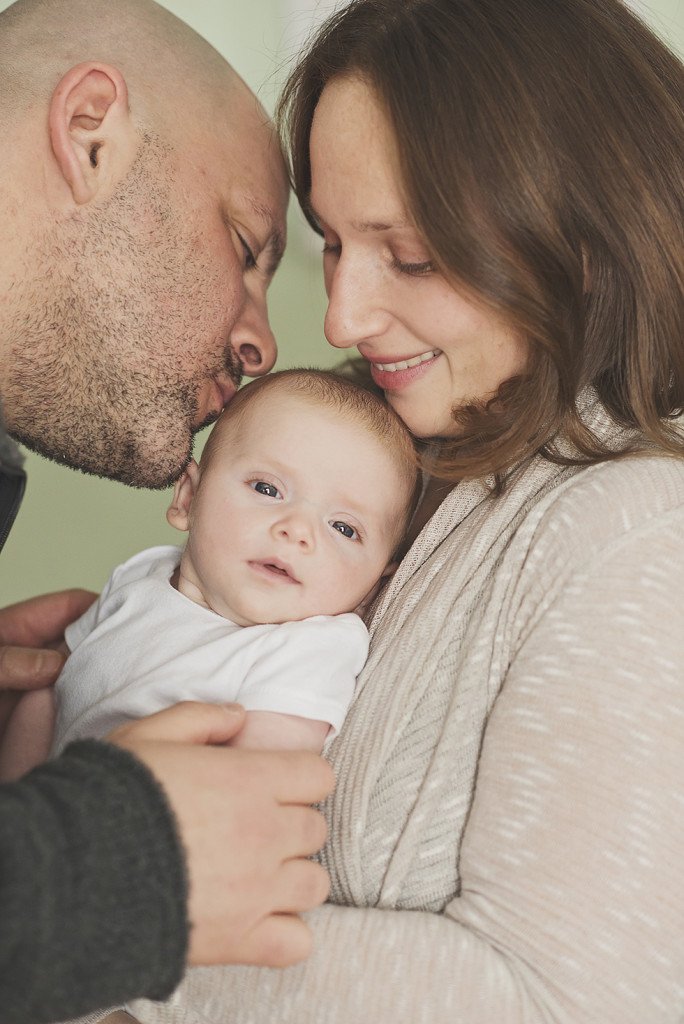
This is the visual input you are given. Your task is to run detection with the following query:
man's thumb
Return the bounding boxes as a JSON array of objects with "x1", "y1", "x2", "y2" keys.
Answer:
[
  {"x1": 107, "y1": 701, "x2": 246, "y2": 748},
  {"x1": 0, "y1": 646, "x2": 65, "y2": 689}
]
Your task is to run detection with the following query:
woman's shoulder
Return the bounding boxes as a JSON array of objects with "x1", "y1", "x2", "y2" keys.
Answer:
[
  {"x1": 538, "y1": 452, "x2": 684, "y2": 528},
  {"x1": 485, "y1": 454, "x2": 684, "y2": 656},
  {"x1": 513, "y1": 452, "x2": 684, "y2": 576}
]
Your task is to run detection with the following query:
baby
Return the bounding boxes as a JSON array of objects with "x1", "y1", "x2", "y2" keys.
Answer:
[{"x1": 0, "y1": 368, "x2": 417, "y2": 775}]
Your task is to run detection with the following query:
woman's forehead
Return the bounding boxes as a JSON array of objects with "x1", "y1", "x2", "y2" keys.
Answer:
[{"x1": 309, "y1": 77, "x2": 407, "y2": 222}]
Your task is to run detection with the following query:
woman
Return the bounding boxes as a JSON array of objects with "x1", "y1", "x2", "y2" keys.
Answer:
[{"x1": 128, "y1": 0, "x2": 684, "y2": 1020}]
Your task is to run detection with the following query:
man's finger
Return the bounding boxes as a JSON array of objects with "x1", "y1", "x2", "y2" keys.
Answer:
[
  {"x1": 107, "y1": 700, "x2": 247, "y2": 747},
  {"x1": 270, "y1": 803, "x2": 329, "y2": 861},
  {"x1": 0, "y1": 589, "x2": 96, "y2": 647},
  {"x1": 0, "y1": 645, "x2": 65, "y2": 689},
  {"x1": 271, "y1": 856, "x2": 330, "y2": 913},
  {"x1": 189, "y1": 913, "x2": 314, "y2": 968},
  {"x1": 269, "y1": 749, "x2": 336, "y2": 806}
]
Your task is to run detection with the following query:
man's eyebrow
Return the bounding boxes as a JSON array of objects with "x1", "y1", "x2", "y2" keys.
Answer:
[{"x1": 247, "y1": 197, "x2": 286, "y2": 276}]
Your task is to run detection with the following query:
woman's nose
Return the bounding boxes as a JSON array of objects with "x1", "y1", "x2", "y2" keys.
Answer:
[
  {"x1": 231, "y1": 291, "x2": 277, "y2": 376},
  {"x1": 324, "y1": 255, "x2": 391, "y2": 350}
]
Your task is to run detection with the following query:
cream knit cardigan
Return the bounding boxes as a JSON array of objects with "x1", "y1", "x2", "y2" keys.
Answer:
[{"x1": 99, "y1": 404, "x2": 684, "y2": 1023}]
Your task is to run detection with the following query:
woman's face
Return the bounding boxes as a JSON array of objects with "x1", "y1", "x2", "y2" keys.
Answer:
[{"x1": 309, "y1": 76, "x2": 527, "y2": 438}]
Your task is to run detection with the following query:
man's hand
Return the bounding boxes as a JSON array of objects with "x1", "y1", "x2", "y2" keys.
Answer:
[
  {"x1": 0, "y1": 590, "x2": 96, "y2": 737},
  {"x1": 108, "y1": 702, "x2": 335, "y2": 968}
]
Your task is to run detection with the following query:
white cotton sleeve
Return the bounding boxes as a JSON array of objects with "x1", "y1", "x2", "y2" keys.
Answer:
[
  {"x1": 234, "y1": 614, "x2": 368, "y2": 736},
  {"x1": 63, "y1": 578, "x2": 117, "y2": 653},
  {"x1": 129, "y1": 510, "x2": 684, "y2": 1023},
  {"x1": 62, "y1": 547, "x2": 182, "y2": 654},
  {"x1": 63, "y1": 605, "x2": 99, "y2": 654}
]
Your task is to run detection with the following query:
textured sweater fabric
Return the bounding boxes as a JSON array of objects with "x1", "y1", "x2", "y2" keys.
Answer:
[
  {"x1": 0, "y1": 421, "x2": 189, "y2": 1024},
  {"x1": 126, "y1": 400, "x2": 684, "y2": 1024},
  {"x1": 1, "y1": 742, "x2": 188, "y2": 1024}
]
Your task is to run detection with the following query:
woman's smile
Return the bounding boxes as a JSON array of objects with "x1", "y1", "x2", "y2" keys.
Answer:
[
  {"x1": 366, "y1": 350, "x2": 442, "y2": 391},
  {"x1": 370, "y1": 349, "x2": 441, "y2": 372}
]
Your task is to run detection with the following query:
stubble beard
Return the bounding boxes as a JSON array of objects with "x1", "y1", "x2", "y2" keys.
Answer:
[{"x1": 4, "y1": 133, "x2": 243, "y2": 489}]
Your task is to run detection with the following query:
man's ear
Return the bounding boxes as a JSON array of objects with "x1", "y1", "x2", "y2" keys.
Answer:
[
  {"x1": 49, "y1": 62, "x2": 138, "y2": 205},
  {"x1": 167, "y1": 461, "x2": 201, "y2": 533}
]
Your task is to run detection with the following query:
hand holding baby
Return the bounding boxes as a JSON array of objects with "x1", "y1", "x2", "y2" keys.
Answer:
[{"x1": 109, "y1": 701, "x2": 333, "y2": 967}]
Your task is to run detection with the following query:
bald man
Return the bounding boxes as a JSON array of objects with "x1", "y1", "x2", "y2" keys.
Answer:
[{"x1": 0, "y1": 2, "x2": 333, "y2": 1022}]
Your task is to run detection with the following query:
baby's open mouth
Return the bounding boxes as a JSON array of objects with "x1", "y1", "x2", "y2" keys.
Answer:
[{"x1": 249, "y1": 560, "x2": 300, "y2": 584}]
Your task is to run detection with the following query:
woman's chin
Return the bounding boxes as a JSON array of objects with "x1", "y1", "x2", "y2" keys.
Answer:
[{"x1": 384, "y1": 397, "x2": 453, "y2": 440}]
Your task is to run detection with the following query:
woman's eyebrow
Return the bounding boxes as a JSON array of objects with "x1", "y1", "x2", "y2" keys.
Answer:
[
  {"x1": 352, "y1": 218, "x2": 411, "y2": 232},
  {"x1": 308, "y1": 203, "x2": 411, "y2": 235}
]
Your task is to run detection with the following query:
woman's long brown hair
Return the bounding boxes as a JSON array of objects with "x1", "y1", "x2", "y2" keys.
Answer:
[{"x1": 278, "y1": 0, "x2": 684, "y2": 487}]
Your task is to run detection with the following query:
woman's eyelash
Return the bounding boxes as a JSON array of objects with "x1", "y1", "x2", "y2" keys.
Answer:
[
  {"x1": 391, "y1": 255, "x2": 435, "y2": 277},
  {"x1": 323, "y1": 241, "x2": 433, "y2": 277}
]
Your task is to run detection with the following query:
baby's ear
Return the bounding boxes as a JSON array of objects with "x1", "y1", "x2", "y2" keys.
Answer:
[
  {"x1": 382, "y1": 560, "x2": 399, "y2": 580},
  {"x1": 166, "y1": 460, "x2": 200, "y2": 532},
  {"x1": 354, "y1": 561, "x2": 399, "y2": 619}
]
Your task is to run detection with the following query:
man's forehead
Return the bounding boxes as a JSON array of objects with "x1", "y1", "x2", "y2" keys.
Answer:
[{"x1": 209, "y1": 80, "x2": 288, "y2": 234}]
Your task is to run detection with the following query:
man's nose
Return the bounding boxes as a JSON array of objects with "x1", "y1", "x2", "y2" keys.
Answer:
[{"x1": 232, "y1": 292, "x2": 277, "y2": 376}]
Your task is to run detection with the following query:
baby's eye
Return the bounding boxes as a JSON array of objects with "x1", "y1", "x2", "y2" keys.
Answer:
[
  {"x1": 330, "y1": 520, "x2": 358, "y2": 540},
  {"x1": 251, "y1": 481, "x2": 280, "y2": 498}
]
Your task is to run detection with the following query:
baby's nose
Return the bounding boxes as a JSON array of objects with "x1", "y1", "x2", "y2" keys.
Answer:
[{"x1": 273, "y1": 513, "x2": 315, "y2": 549}]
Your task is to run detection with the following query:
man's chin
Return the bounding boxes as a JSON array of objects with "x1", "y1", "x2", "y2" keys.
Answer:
[
  {"x1": 193, "y1": 409, "x2": 223, "y2": 434},
  {"x1": 10, "y1": 428, "x2": 195, "y2": 490}
]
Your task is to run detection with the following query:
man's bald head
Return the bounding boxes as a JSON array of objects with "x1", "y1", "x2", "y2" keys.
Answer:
[
  {"x1": 0, "y1": 0, "x2": 289, "y2": 488},
  {"x1": 0, "y1": 0, "x2": 244, "y2": 127}
]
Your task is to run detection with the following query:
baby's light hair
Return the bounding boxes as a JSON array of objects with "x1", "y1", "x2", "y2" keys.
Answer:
[{"x1": 201, "y1": 368, "x2": 419, "y2": 552}]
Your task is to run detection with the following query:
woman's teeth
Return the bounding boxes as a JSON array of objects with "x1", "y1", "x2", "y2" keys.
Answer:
[{"x1": 373, "y1": 350, "x2": 440, "y2": 372}]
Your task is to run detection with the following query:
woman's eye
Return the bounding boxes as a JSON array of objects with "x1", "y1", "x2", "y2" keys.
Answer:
[
  {"x1": 322, "y1": 241, "x2": 341, "y2": 258},
  {"x1": 391, "y1": 255, "x2": 435, "y2": 277},
  {"x1": 251, "y1": 481, "x2": 280, "y2": 498},
  {"x1": 330, "y1": 520, "x2": 358, "y2": 540},
  {"x1": 237, "y1": 232, "x2": 257, "y2": 271}
]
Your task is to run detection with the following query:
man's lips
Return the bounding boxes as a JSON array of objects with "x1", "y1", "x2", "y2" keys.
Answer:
[
  {"x1": 193, "y1": 376, "x2": 241, "y2": 432},
  {"x1": 215, "y1": 378, "x2": 239, "y2": 409},
  {"x1": 364, "y1": 349, "x2": 442, "y2": 390},
  {"x1": 248, "y1": 559, "x2": 301, "y2": 585},
  {"x1": 201, "y1": 378, "x2": 238, "y2": 424}
]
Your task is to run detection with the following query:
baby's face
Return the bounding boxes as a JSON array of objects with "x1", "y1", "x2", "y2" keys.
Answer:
[{"x1": 180, "y1": 392, "x2": 408, "y2": 625}]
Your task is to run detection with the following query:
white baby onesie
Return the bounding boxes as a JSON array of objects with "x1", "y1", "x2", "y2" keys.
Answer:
[{"x1": 53, "y1": 545, "x2": 369, "y2": 752}]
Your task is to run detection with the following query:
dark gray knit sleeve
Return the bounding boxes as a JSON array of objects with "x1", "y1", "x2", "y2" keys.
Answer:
[{"x1": 0, "y1": 739, "x2": 189, "y2": 1024}]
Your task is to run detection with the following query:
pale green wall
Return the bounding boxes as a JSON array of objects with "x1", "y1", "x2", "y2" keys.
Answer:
[
  {"x1": 1, "y1": 0, "x2": 683, "y2": 605},
  {"x1": 641, "y1": 0, "x2": 684, "y2": 52}
]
